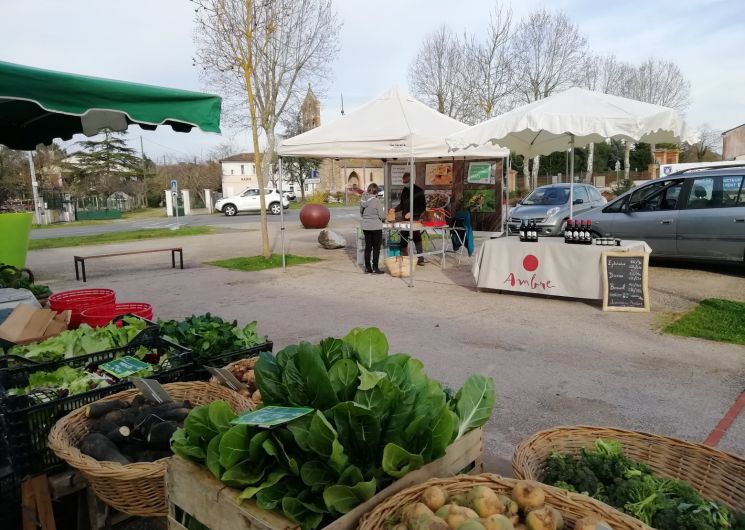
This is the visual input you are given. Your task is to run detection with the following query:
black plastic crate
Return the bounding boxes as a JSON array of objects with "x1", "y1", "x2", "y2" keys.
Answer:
[
  {"x1": 0, "y1": 336, "x2": 192, "y2": 478},
  {"x1": 0, "y1": 463, "x2": 19, "y2": 529},
  {"x1": 0, "y1": 314, "x2": 158, "y2": 370},
  {"x1": 197, "y1": 341, "x2": 273, "y2": 368}
]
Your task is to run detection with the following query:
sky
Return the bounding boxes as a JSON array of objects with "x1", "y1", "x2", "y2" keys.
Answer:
[{"x1": 2, "y1": 0, "x2": 744, "y2": 161}]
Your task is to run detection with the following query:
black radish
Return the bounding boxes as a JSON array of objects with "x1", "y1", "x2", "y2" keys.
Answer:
[{"x1": 80, "y1": 433, "x2": 130, "y2": 465}]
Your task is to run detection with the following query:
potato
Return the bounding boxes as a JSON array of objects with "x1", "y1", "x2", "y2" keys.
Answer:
[
  {"x1": 511, "y1": 481, "x2": 546, "y2": 512},
  {"x1": 468, "y1": 486, "x2": 502, "y2": 518},
  {"x1": 392, "y1": 525, "x2": 408, "y2": 530},
  {"x1": 422, "y1": 486, "x2": 449, "y2": 511},
  {"x1": 524, "y1": 507, "x2": 557, "y2": 530},
  {"x1": 481, "y1": 514, "x2": 515, "y2": 530},
  {"x1": 574, "y1": 517, "x2": 613, "y2": 530},
  {"x1": 436, "y1": 505, "x2": 455, "y2": 520}
]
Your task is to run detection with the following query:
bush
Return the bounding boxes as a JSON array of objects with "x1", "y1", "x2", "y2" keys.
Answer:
[{"x1": 611, "y1": 179, "x2": 634, "y2": 196}]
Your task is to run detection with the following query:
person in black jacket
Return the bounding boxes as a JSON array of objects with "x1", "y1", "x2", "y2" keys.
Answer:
[{"x1": 390, "y1": 172, "x2": 426, "y2": 265}]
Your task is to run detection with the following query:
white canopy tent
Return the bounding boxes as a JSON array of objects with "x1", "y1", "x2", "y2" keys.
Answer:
[
  {"x1": 277, "y1": 86, "x2": 509, "y2": 285},
  {"x1": 446, "y1": 87, "x2": 685, "y2": 219}
]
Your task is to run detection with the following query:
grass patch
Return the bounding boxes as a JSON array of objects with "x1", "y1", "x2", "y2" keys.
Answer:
[
  {"x1": 122, "y1": 208, "x2": 167, "y2": 220},
  {"x1": 664, "y1": 298, "x2": 745, "y2": 346},
  {"x1": 207, "y1": 254, "x2": 321, "y2": 271},
  {"x1": 29, "y1": 226, "x2": 214, "y2": 250},
  {"x1": 33, "y1": 220, "x2": 112, "y2": 230}
]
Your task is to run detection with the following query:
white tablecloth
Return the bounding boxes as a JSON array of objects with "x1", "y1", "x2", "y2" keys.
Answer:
[{"x1": 472, "y1": 237, "x2": 651, "y2": 299}]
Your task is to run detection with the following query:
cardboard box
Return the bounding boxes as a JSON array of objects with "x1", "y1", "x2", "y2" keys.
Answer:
[{"x1": 0, "y1": 303, "x2": 71, "y2": 344}]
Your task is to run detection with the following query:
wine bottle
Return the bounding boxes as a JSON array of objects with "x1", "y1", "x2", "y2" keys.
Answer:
[
  {"x1": 572, "y1": 219, "x2": 579, "y2": 242},
  {"x1": 564, "y1": 220, "x2": 571, "y2": 243},
  {"x1": 585, "y1": 220, "x2": 593, "y2": 244},
  {"x1": 579, "y1": 220, "x2": 585, "y2": 242},
  {"x1": 531, "y1": 219, "x2": 538, "y2": 241},
  {"x1": 519, "y1": 219, "x2": 526, "y2": 241}
]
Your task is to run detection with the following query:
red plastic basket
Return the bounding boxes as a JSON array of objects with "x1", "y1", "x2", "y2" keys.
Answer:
[
  {"x1": 48, "y1": 289, "x2": 116, "y2": 329},
  {"x1": 79, "y1": 303, "x2": 153, "y2": 328}
]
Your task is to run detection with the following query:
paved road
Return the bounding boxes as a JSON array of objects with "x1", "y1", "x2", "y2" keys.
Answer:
[{"x1": 30, "y1": 207, "x2": 361, "y2": 239}]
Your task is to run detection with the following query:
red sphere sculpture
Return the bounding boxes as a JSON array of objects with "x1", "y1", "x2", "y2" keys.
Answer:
[{"x1": 299, "y1": 203, "x2": 330, "y2": 229}]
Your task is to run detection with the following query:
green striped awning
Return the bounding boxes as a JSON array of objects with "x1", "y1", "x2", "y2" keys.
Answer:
[{"x1": 0, "y1": 60, "x2": 222, "y2": 150}]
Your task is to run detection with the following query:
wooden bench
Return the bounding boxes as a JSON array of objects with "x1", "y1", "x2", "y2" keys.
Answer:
[{"x1": 74, "y1": 248, "x2": 183, "y2": 282}]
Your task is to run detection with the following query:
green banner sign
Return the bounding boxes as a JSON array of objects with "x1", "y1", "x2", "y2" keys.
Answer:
[
  {"x1": 467, "y1": 162, "x2": 494, "y2": 184},
  {"x1": 231, "y1": 406, "x2": 314, "y2": 427},
  {"x1": 99, "y1": 356, "x2": 151, "y2": 379}
]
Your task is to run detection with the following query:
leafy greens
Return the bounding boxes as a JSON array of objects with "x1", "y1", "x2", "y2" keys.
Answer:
[{"x1": 171, "y1": 327, "x2": 496, "y2": 530}]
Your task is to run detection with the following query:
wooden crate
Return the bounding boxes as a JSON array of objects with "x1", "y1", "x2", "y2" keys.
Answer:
[{"x1": 166, "y1": 427, "x2": 484, "y2": 530}]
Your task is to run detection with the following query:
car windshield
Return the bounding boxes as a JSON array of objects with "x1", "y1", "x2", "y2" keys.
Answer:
[{"x1": 522, "y1": 187, "x2": 569, "y2": 206}]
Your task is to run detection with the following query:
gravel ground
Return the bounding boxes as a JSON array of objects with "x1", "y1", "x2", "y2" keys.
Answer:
[{"x1": 26, "y1": 216, "x2": 744, "y2": 525}]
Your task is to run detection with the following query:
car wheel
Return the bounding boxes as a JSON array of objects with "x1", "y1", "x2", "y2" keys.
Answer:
[
  {"x1": 269, "y1": 202, "x2": 282, "y2": 215},
  {"x1": 223, "y1": 204, "x2": 237, "y2": 216}
]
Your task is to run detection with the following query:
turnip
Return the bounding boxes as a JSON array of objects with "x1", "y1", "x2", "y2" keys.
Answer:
[
  {"x1": 573, "y1": 517, "x2": 613, "y2": 530},
  {"x1": 511, "y1": 481, "x2": 545, "y2": 512},
  {"x1": 524, "y1": 507, "x2": 557, "y2": 530},
  {"x1": 468, "y1": 486, "x2": 502, "y2": 518},
  {"x1": 444, "y1": 505, "x2": 479, "y2": 530},
  {"x1": 422, "y1": 486, "x2": 449, "y2": 511},
  {"x1": 456, "y1": 520, "x2": 486, "y2": 530},
  {"x1": 402, "y1": 503, "x2": 434, "y2": 522},
  {"x1": 481, "y1": 514, "x2": 515, "y2": 530}
]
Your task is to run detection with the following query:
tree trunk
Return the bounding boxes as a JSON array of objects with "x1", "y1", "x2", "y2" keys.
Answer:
[
  {"x1": 242, "y1": 1, "x2": 271, "y2": 259},
  {"x1": 531, "y1": 155, "x2": 540, "y2": 189},
  {"x1": 623, "y1": 142, "x2": 631, "y2": 182},
  {"x1": 585, "y1": 143, "x2": 594, "y2": 183}
]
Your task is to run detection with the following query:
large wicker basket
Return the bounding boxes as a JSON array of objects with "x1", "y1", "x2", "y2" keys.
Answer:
[
  {"x1": 358, "y1": 474, "x2": 649, "y2": 530},
  {"x1": 512, "y1": 425, "x2": 745, "y2": 513},
  {"x1": 48, "y1": 382, "x2": 253, "y2": 517}
]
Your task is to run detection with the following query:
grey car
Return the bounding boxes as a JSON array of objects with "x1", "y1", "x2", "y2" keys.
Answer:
[
  {"x1": 582, "y1": 165, "x2": 745, "y2": 262},
  {"x1": 508, "y1": 183, "x2": 606, "y2": 236}
]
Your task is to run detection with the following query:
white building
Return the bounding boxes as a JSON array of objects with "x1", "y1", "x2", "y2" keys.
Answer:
[{"x1": 220, "y1": 153, "x2": 258, "y2": 197}]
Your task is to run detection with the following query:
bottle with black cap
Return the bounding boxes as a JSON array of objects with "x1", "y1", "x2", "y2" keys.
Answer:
[{"x1": 519, "y1": 219, "x2": 526, "y2": 241}]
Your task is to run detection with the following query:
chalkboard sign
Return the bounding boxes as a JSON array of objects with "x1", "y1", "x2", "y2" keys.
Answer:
[{"x1": 601, "y1": 251, "x2": 650, "y2": 312}]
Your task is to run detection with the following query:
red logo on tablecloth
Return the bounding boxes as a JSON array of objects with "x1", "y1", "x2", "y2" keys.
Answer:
[
  {"x1": 522, "y1": 254, "x2": 539, "y2": 272},
  {"x1": 504, "y1": 253, "x2": 554, "y2": 290}
]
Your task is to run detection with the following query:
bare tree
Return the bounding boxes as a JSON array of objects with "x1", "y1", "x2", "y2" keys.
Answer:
[
  {"x1": 193, "y1": 0, "x2": 341, "y2": 258},
  {"x1": 510, "y1": 8, "x2": 588, "y2": 188},
  {"x1": 461, "y1": 5, "x2": 513, "y2": 123},
  {"x1": 578, "y1": 54, "x2": 630, "y2": 181},
  {"x1": 689, "y1": 124, "x2": 723, "y2": 161},
  {"x1": 408, "y1": 25, "x2": 471, "y2": 121},
  {"x1": 617, "y1": 57, "x2": 690, "y2": 179}
]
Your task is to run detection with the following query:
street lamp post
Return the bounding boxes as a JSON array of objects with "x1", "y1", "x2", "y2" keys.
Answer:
[{"x1": 614, "y1": 160, "x2": 621, "y2": 190}]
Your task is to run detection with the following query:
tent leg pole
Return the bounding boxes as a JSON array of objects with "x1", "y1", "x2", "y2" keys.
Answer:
[
  {"x1": 569, "y1": 135, "x2": 575, "y2": 220},
  {"x1": 279, "y1": 156, "x2": 286, "y2": 272},
  {"x1": 408, "y1": 152, "x2": 414, "y2": 288}
]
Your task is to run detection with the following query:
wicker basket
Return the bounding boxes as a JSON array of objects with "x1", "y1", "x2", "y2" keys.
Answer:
[
  {"x1": 384, "y1": 256, "x2": 413, "y2": 277},
  {"x1": 48, "y1": 382, "x2": 254, "y2": 517},
  {"x1": 358, "y1": 473, "x2": 649, "y2": 530},
  {"x1": 512, "y1": 425, "x2": 745, "y2": 513}
]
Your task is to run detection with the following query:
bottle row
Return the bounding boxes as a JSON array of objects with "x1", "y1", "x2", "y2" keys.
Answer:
[
  {"x1": 519, "y1": 219, "x2": 539, "y2": 242},
  {"x1": 564, "y1": 219, "x2": 592, "y2": 244}
]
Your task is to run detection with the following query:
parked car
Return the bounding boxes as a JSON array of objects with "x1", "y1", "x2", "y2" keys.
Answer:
[
  {"x1": 215, "y1": 188, "x2": 290, "y2": 216},
  {"x1": 508, "y1": 183, "x2": 606, "y2": 236},
  {"x1": 582, "y1": 165, "x2": 745, "y2": 262},
  {"x1": 283, "y1": 191, "x2": 297, "y2": 201}
]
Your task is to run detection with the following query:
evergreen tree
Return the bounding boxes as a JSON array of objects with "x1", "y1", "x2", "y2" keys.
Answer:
[{"x1": 65, "y1": 131, "x2": 143, "y2": 195}]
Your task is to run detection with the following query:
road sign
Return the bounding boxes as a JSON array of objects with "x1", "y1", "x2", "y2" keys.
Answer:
[{"x1": 170, "y1": 179, "x2": 178, "y2": 192}]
